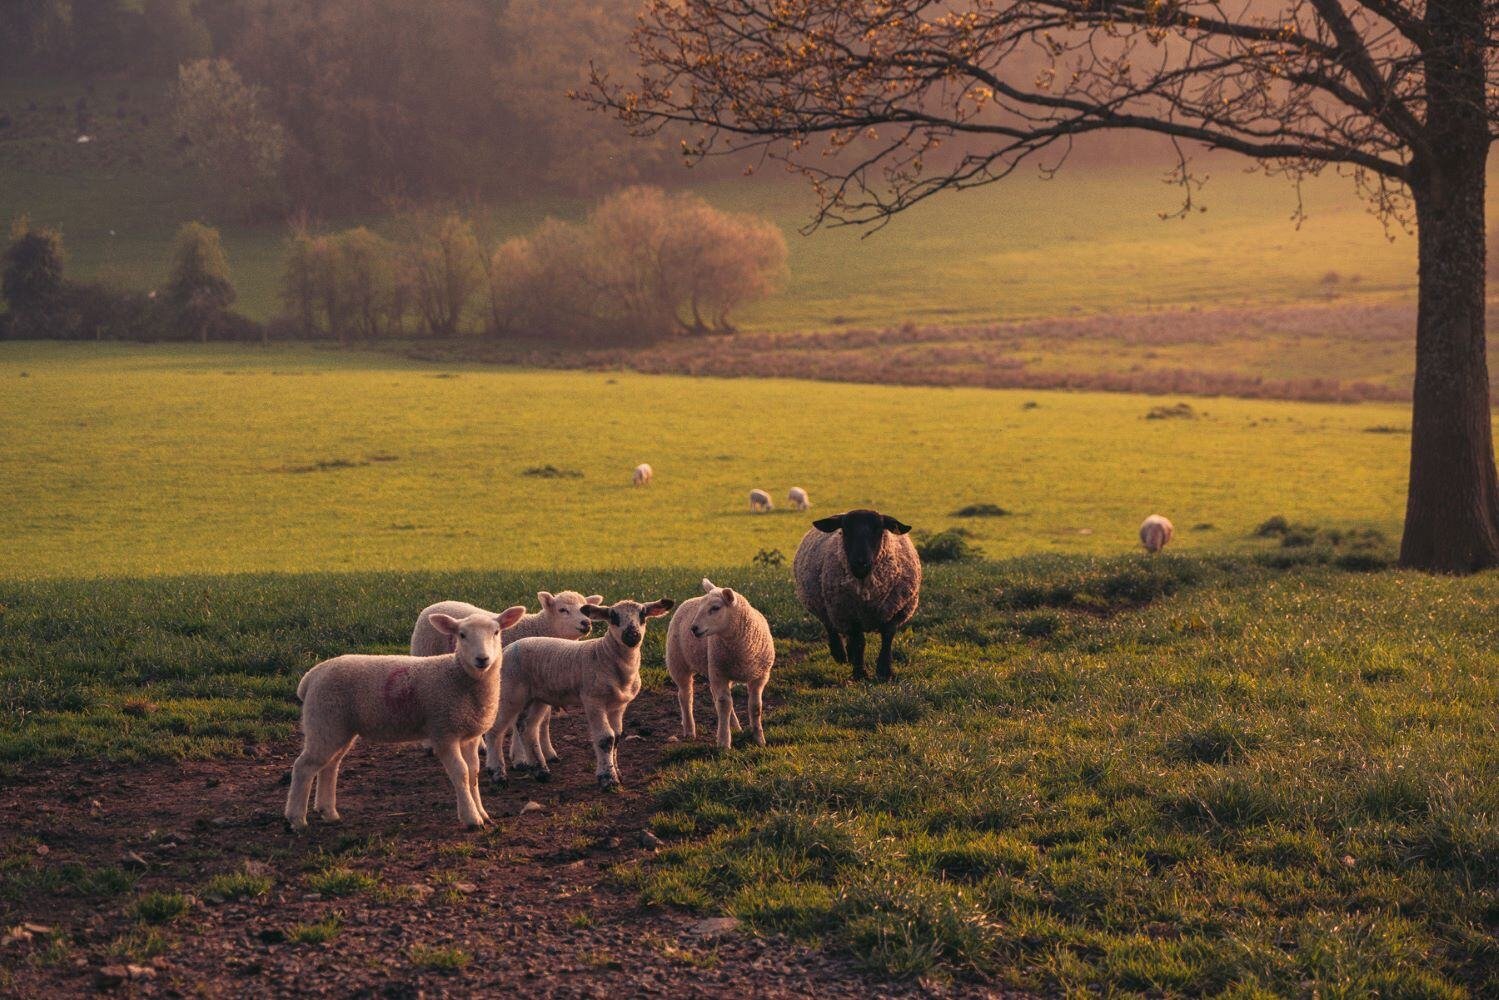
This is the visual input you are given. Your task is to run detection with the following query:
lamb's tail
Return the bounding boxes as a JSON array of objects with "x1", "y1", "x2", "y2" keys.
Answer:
[{"x1": 296, "y1": 662, "x2": 325, "y2": 702}]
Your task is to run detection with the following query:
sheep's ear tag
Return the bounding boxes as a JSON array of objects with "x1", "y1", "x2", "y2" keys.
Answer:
[
  {"x1": 813, "y1": 515, "x2": 844, "y2": 533},
  {"x1": 882, "y1": 516, "x2": 913, "y2": 535}
]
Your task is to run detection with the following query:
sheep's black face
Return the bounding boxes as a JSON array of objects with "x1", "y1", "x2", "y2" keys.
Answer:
[{"x1": 814, "y1": 509, "x2": 913, "y2": 580}]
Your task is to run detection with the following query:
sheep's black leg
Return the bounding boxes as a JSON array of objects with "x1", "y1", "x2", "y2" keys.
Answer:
[
  {"x1": 875, "y1": 629, "x2": 896, "y2": 682},
  {"x1": 824, "y1": 625, "x2": 847, "y2": 664},
  {"x1": 847, "y1": 630, "x2": 867, "y2": 681}
]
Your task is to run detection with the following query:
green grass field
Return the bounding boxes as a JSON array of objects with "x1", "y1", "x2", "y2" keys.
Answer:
[
  {"x1": 3, "y1": 554, "x2": 1495, "y2": 993},
  {"x1": 0, "y1": 342, "x2": 1416, "y2": 579}
]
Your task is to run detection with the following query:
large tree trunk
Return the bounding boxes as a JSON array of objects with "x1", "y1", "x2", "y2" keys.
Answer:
[{"x1": 1399, "y1": 0, "x2": 1499, "y2": 572}]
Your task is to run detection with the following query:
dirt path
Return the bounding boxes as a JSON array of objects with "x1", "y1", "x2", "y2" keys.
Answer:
[{"x1": 0, "y1": 690, "x2": 1010, "y2": 998}]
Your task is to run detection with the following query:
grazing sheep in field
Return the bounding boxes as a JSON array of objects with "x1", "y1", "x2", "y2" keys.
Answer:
[
  {"x1": 1139, "y1": 514, "x2": 1175, "y2": 553},
  {"x1": 749, "y1": 488, "x2": 773, "y2": 512},
  {"x1": 788, "y1": 486, "x2": 811, "y2": 510},
  {"x1": 794, "y1": 509, "x2": 921, "y2": 682},
  {"x1": 488, "y1": 598, "x2": 674, "y2": 790},
  {"x1": 411, "y1": 593, "x2": 603, "y2": 765},
  {"x1": 286, "y1": 606, "x2": 526, "y2": 830},
  {"x1": 666, "y1": 578, "x2": 775, "y2": 748},
  {"x1": 633, "y1": 463, "x2": 653, "y2": 486}
]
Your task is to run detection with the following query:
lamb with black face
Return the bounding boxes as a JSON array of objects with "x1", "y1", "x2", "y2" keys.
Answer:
[{"x1": 792, "y1": 508, "x2": 922, "y2": 681}]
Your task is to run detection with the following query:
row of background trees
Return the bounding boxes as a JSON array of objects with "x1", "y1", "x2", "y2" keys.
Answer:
[
  {"x1": 2, "y1": 0, "x2": 685, "y2": 217},
  {"x1": 1, "y1": 189, "x2": 788, "y2": 344},
  {"x1": 288, "y1": 188, "x2": 787, "y2": 344}
]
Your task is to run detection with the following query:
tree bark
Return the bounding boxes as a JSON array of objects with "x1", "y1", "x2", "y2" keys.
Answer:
[{"x1": 1399, "y1": 1, "x2": 1499, "y2": 572}]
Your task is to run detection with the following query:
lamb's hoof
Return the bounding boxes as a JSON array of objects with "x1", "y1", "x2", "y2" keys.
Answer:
[
  {"x1": 284, "y1": 819, "x2": 306, "y2": 834},
  {"x1": 317, "y1": 812, "x2": 342, "y2": 823},
  {"x1": 533, "y1": 769, "x2": 551, "y2": 784},
  {"x1": 488, "y1": 772, "x2": 508, "y2": 787},
  {"x1": 512, "y1": 762, "x2": 535, "y2": 775},
  {"x1": 597, "y1": 776, "x2": 620, "y2": 793},
  {"x1": 545, "y1": 755, "x2": 560, "y2": 766}
]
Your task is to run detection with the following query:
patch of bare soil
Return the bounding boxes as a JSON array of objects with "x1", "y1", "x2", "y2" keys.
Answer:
[{"x1": 0, "y1": 691, "x2": 1014, "y2": 999}]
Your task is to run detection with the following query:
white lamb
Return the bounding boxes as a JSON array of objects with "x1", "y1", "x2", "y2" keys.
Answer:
[
  {"x1": 410, "y1": 592, "x2": 604, "y2": 765},
  {"x1": 487, "y1": 598, "x2": 674, "y2": 789},
  {"x1": 788, "y1": 487, "x2": 811, "y2": 510},
  {"x1": 666, "y1": 578, "x2": 775, "y2": 749},
  {"x1": 286, "y1": 606, "x2": 526, "y2": 830},
  {"x1": 633, "y1": 463, "x2": 653, "y2": 486},
  {"x1": 749, "y1": 488, "x2": 773, "y2": 512},
  {"x1": 1139, "y1": 514, "x2": 1175, "y2": 554}
]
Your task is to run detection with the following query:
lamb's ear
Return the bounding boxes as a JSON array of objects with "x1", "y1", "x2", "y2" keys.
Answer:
[
  {"x1": 496, "y1": 605, "x2": 527, "y2": 629},
  {"x1": 700, "y1": 577, "x2": 715, "y2": 594},
  {"x1": 581, "y1": 604, "x2": 611, "y2": 621},
  {"x1": 813, "y1": 515, "x2": 845, "y2": 533},
  {"x1": 881, "y1": 515, "x2": 913, "y2": 535},
  {"x1": 537, "y1": 591, "x2": 555, "y2": 611},
  {"x1": 645, "y1": 598, "x2": 675, "y2": 617},
  {"x1": 720, "y1": 588, "x2": 737, "y2": 606},
  {"x1": 429, "y1": 613, "x2": 461, "y2": 636},
  {"x1": 584, "y1": 595, "x2": 604, "y2": 605}
]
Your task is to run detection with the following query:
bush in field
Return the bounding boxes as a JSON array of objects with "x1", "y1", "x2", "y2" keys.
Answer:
[
  {"x1": 3, "y1": 219, "x2": 67, "y2": 328},
  {"x1": 284, "y1": 229, "x2": 410, "y2": 343},
  {"x1": 164, "y1": 223, "x2": 235, "y2": 342},
  {"x1": 174, "y1": 59, "x2": 287, "y2": 220},
  {"x1": 407, "y1": 214, "x2": 482, "y2": 338},
  {"x1": 489, "y1": 187, "x2": 787, "y2": 343},
  {"x1": 339, "y1": 228, "x2": 409, "y2": 340}
]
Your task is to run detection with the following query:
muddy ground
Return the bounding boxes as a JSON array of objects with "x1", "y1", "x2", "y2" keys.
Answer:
[{"x1": 0, "y1": 689, "x2": 1015, "y2": 998}]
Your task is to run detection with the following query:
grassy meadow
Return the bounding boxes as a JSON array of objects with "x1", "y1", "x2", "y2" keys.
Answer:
[
  {"x1": 2, "y1": 554, "x2": 1495, "y2": 993},
  {"x1": 0, "y1": 341, "x2": 1417, "y2": 579},
  {"x1": 5, "y1": 75, "x2": 1499, "y2": 997}
]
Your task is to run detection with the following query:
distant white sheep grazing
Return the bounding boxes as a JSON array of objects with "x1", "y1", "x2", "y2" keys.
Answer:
[
  {"x1": 488, "y1": 598, "x2": 674, "y2": 789},
  {"x1": 1139, "y1": 514, "x2": 1175, "y2": 554},
  {"x1": 633, "y1": 463, "x2": 653, "y2": 486},
  {"x1": 749, "y1": 488, "x2": 773, "y2": 512},
  {"x1": 286, "y1": 606, "x2": 525, "y2": 830},
  {"x1": 788, "y1": 487, "x2": 811, "y2": 510},
  {"x1": 666, "y1": 578, "x2": 775, "y2": 748},
  {"x1": 410, "y1": 592, "x2": 603, "y2": 765}
]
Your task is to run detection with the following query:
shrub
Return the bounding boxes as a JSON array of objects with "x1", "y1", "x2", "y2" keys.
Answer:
[
  {"x1": 1145, "y1": 402, "x2": 1197, "y2": 420},
  {"x1": 407, "y1": 213, "x2": 482, "y2": 338},
  {"x1": 283, "y1": 228, "x2": 409, "y2": 342},
  {"x1": 520, "y1": 464, "x2": 582, "y2": 479},
  {"x1": 487, "y1": 187, "x2": 787, "y2": 343},
  {"x1": 752, "y1": 548, "x2": 786, "y2": 567},
  {"x1": 915, "y1": 529, "x2": 981, "y2": 563},
  {"x1": 164, "y1": 222, "x2": 235, "y2": 341},
  {"x1": 2, "y1": 220, "x2": 66, "y2": 331},
  {"x1": 1253, "y1": 515, "x2": 1291, "y2": 537},
  {"x1": 951, "y1": 503, "x2": 1010, "y2": 518}
]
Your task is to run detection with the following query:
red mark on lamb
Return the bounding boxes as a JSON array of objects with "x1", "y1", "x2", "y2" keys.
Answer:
[{"x1": 382, "y1": 666, "x2": 419, "y2": 721}]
